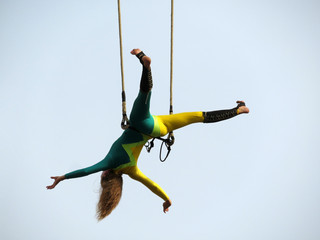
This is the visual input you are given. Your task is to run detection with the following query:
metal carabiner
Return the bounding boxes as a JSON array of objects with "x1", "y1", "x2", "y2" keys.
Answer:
[{"x1": 121, "y1": 113, "x2": 129, "y2": 130}]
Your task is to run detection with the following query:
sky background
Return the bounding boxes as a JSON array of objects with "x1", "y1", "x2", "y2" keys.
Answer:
[{"x1": 1, "y1": 0, "x2": 320, "y2": 239}]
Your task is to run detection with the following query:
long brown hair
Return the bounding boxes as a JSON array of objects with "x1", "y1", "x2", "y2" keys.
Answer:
[{"x1": 96, "y1": 170, "x2": 123, "y2": 220}]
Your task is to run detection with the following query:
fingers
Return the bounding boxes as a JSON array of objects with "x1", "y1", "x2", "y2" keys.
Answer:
[
  {"x1": 46, "y1": 181, "x2": 57, "y2": 189},
  {"x1": 46, "y1": 176, "x2": 58, "y2": 190},
  {"x1": 163, "y1": 207, "x2": 169, "y2": 213},
  {"x1": 46, "y1": 184, "x2": 55, "y2": 190},
  {"x1": 162, "y1": 200, "x2": 172, "y2": 213}
]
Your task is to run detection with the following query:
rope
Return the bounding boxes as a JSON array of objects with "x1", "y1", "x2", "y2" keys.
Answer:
[
  {"x1": 170, "y1": 0, "x2": 174, "y2": 115},
  {"x1": 144, "y1": 0, "x2": 175, "y2": 161},
  {"x1": 167, "y1": 0, "x2": 175, "y2": 146},
  {"x1": 117, "y1": 0, "x2": 129, "y2": 130},
  {"x1": 116, "y1": 0, "x2": 175, "y2": 160}
]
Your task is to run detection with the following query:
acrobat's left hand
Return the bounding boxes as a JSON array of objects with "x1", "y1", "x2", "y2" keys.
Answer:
[
  {"x1": 163, "y1": 199, "x2": 172, "y2": 213},
  {"x1": 46, "y1": 175, "x2": 65, "y2": 190}
]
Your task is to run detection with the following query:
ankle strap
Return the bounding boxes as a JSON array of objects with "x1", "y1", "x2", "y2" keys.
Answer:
[
  {"x1": 237, "y1": 102, "x2": 246, "y2": 108},
  {"x1": 136, "y1": 51, "x2": 146, "y2": 64}
]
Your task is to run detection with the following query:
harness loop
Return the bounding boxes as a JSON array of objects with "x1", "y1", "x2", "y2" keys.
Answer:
[{"x1": 159, "y1": 139, "x2": 172, "y2": 162}]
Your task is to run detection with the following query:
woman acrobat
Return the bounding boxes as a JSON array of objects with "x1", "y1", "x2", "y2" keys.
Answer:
[{"x1": 46, "y1": 49, "x2": 249, "y2": 220}]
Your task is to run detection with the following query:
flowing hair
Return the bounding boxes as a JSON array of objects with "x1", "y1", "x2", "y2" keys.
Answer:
[{"x1": 96, "y1": 170, "x2": 123, "y2": 220}]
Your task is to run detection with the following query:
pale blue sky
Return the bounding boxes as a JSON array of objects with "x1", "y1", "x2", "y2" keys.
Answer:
[{"x1": 1, "y1": 0, "x2": 320, "y2": 239}]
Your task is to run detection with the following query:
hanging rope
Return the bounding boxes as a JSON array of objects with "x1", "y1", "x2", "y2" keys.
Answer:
[
  {"x1": 116, "y1": 0, "x2": 175, "y2": 161},
  {"x1": 169, "y1": 0, "x2": 174, "y2": 115},
  {"x1": 144, "y1": 0, "x2": 175, "y2": 162},
  {"x1": 167, "y1": 0, "x2": 175, "y2": 147},
  {"x1": 117, "y1": 0, "x2": 129, "y2": 130}
]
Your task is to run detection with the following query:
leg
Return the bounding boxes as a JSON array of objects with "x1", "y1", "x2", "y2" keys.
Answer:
[
  {"x1": 203, "y1": 101, "x2": 249, "y2": 123},
  {"x1": 133, "y1": 50, "x2": 152, "y2": 93},
  {"x1": 129, "y1": 49, "x2": 154, "y2": 130},
  {"x1": 155, "y1": 101, "x2": 249, "y2": 136},
  {"x1": 155, "y1": 112, "x2": 204, "y2": 136}
]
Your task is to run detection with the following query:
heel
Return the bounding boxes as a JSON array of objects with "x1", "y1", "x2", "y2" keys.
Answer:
[{"x1": 136, "y1": 51, "x2": 146, "y2": 64}]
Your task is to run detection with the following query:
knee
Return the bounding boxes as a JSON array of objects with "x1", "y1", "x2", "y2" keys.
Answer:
[{"x1": 159, "y1": 123, "x2": 169, "y2": 137}]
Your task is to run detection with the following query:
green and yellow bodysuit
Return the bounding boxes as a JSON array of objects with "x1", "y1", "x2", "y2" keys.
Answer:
[{"x1": 64, "y1": 53, "x2": 243, "y2": 202}]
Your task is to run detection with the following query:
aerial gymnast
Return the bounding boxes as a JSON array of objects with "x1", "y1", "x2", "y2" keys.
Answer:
[{"x1": 46, "y1": 49, "x2": 249, "y2": 220}]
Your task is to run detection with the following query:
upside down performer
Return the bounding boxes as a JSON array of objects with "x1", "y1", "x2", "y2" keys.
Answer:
[{"x1": 47, "y1": 49, "x2": 250, "y2": 220}]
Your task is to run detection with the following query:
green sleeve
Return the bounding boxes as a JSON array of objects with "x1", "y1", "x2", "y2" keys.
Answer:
[{"x1": 65, "y1": 161, "x2": 107, "y2": 179}]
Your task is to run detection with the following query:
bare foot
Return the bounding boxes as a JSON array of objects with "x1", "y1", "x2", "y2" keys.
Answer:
[
  {"x1": 131, "y1": 48, "x2": 151, "y2": 69},
  {"x1": 130, "y1": 48, "x2": 141, "y2": 55},
  {"x1": 237, "y1": 101, "x2": 250, "y2": 114}
]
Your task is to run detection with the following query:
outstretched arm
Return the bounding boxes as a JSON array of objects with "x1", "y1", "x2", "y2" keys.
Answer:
[
  {"x1": 46, "y1": 159, "x2": 109, "y2": 189},
  {"x1": 127, "y1": 167, "x2": 172, "y2": 213}
]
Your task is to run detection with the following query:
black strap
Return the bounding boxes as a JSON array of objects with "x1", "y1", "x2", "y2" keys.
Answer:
[
  {"x1": 237, "y1": 101, "x2": 246, "y2": 108},
  {"x1": 159, "y1": 139, "x2": 172, "y2": 162},
  {"x1": 129, "y1": 126, "x2": 173, "y2": 162},
  {"x1": 136, "y1": 51, "x2": 146, "y2": 64}
]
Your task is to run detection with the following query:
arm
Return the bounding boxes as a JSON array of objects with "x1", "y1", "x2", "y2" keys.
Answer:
[
  {"x1": 46, "y1": 160, "x2": 108, "y2": 189},
  {"x1": 65, "y1": 157, "x2": 112, "y2": 179},
  {"x1": 128, "y1": 167, "x2": 172, "y2": 213}
]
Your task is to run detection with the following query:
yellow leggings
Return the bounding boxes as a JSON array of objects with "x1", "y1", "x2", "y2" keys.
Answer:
[{"x1": 155, "y1": 112, "x2": 204, "y2": 137}]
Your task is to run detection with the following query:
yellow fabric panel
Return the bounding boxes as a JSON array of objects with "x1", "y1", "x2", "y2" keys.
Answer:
[
  {"x1": 114, "y1": 141, "x2": 145, "y2": 171},
  {"x1": 156, "y1": 111, "x2": 204, "y2": 136},
  {"x1": 115, "y1": 112, "x2": 205, "y2": 202},
  {"x1": 151, "y1": 115, "x2": 161, "y2": 137},
  {"x1": 121, "y1": 166, "x2": 170, "y2": 201}
]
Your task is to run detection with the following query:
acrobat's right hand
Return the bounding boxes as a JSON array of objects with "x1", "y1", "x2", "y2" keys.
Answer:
[
  {"x1": 46, "y1": 176, "x2": 65, "y2": 190},
  {"x1": 163, "y1": 199, "x2": 172, "y2": 213}
]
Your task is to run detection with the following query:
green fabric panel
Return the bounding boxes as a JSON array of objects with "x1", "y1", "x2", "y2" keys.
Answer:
[{"x1": 65, "y1": 90, "x2": 158, "y2": 179}]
